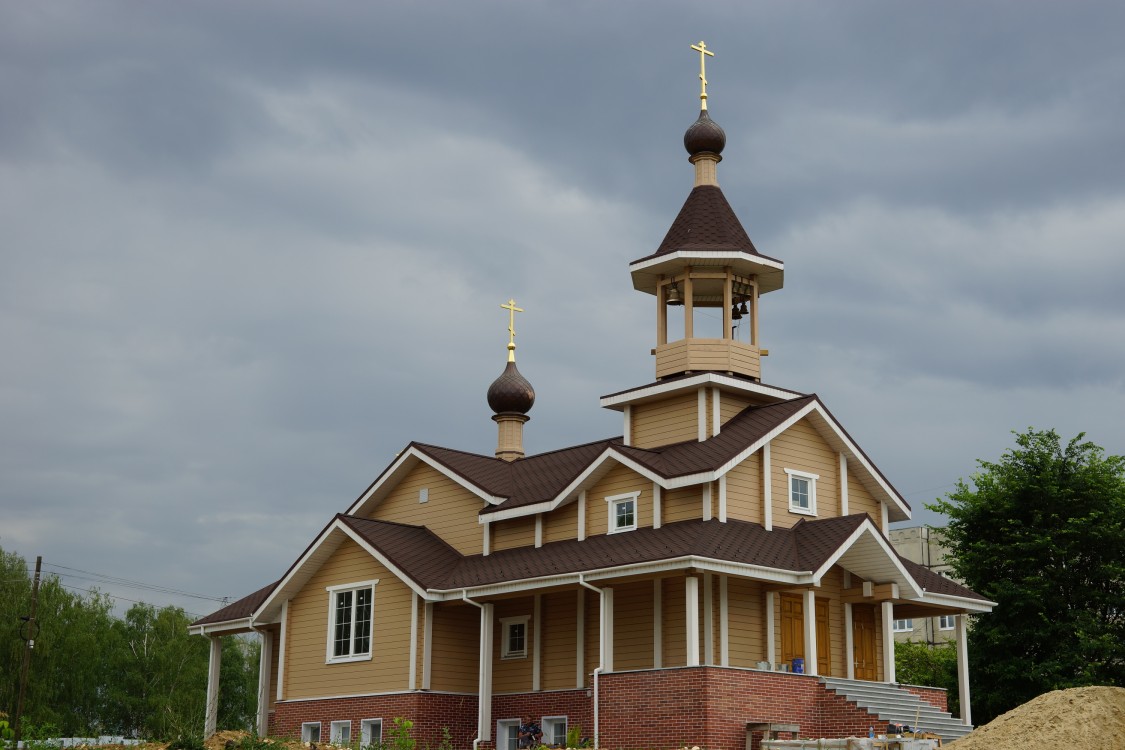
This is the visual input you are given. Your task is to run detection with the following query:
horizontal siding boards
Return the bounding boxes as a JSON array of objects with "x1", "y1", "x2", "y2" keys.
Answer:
[
  {"x1": 770, "y1": 417, "x2": 840, "y2": 528},
  {"x1": 847, "y1": 473, "x2": 882, "y2": 523},
  {"x1": 493, "y1": 515, "x2": 535, "y2": 552},
  {"x1": 430, "y1": 603, "x2": 479, "y2": 693},
  {"x1": 820, "y1": 567, "x2": 846, "y2": 678},
  {"x1": 492, "y1": 596, "x2": 534, "y2": 693},
  {"x1": 285, "y1": 540, "x2": 413, "y2": 699},
  {"x1": 661, "y1": 576, "x2": 686, "y2": 667},
  {"x1": 584, "y1": 589, "x2": 601, "y2": 686},
  {"x1": 718, "y1": 394, "x2": 755, "y2": 427},
  {"x1": 631, "y1": 391, "x2": 698, "y2": 449},
  {"x1": 663, "y1": 486, "x2": 701, "y2": 524},
  {"x1": 541, "y1": 591, "x2": 578, "y2": 690},
  {"x1": 585, "y1": 463, "x2": 651, "y2": 535},
  {"x1": 727, "y1": 577, "x2": 764, "y2": 667},
  {"x1": 369, "y1": 464, "x2": 483, "y2": 555},
  {"x1": 544, "y1": 500, "x2": 579, "y2": 544},
  {"x1": 724, "y1": 452, "x2": 762, "y2": 525},
  {"x1": 612, "y1": 581, "x2": 654, "y2": 671}
]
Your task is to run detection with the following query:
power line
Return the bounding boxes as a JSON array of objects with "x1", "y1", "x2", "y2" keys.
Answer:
[{"x1": 41, "y1": 562, "x2": 230, "y2": 602}]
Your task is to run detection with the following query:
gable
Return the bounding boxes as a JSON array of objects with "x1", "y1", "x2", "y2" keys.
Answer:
[
  {"x1": 584, "y1": 461, "x2": 654, "y2": 535},
  {"x1": 366, "y1": 462, "x2": 485, "y2": 555},
  {"x1": 768, "y1": 416, "x2": 842, "y2": 528}
]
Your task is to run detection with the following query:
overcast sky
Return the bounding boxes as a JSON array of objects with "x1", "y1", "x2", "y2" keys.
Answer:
[{"x1": 3, "y1": 1, "x2": 1124, "y2": 618}]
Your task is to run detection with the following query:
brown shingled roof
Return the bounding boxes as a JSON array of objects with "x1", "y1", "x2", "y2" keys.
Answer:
[
  {"x1": 898, "y1": 556, "x2": 989, "y2": 602},
  {"x1": 191, "y1": 580, "x2": 277, "y2": 627},
  {"x1": 339, "y1": 515, "x2": 463, "y2": 590}
]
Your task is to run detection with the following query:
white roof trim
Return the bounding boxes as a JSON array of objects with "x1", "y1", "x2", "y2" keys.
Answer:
[
  {"x1": 348, "y1": 445, "x2": 505, "y2": 517},
  {"x1": 907, "y1": 590, "x2": 996, "y2": 613},
  {"x1": 811, "y1": 519, "x2": 923, "y2": 598},
  {"x1": 600, "y1": 373, "x2": 801, "y2": 410},
  {"x1": 189, "y1": 617, "x2": 252, "y2": 636},
  {"x1": 629, "y1": 250, "x2": 785, "y2": 273}
]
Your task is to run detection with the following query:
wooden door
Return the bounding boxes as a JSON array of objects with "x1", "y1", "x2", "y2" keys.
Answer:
[
  {"x1": 816, "y1": 598, "x2": 832, "y2": 676},
  {"x1": 853, "y1": 605, "x2": 877, "y2": 681},
  {"x1": 780, "y1": 593, "x2": 804, "y2": 665}
]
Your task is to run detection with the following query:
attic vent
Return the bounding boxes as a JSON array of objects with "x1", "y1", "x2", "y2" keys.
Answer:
[{"x1": 419, "y1": 488, "x2": 429, "y2": 504}]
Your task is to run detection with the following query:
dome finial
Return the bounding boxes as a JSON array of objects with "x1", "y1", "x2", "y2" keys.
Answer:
[
  {"x1": 690, "y1": 41, "x2": 715, "y2": 111},
  {"x1": 500, "y1": 298, "x2": 523, "y2": 363}
]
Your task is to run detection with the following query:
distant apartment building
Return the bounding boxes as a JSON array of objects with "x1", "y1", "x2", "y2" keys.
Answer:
[{"x1": 888, "y1": 526, "x2": 959, "y2": 645}]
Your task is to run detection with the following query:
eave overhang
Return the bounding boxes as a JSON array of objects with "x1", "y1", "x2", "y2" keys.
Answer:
[
  {"x1": 629, "y1": 250, "x2": 784, "y2": 296},
  {"x1": 599, "y1": 372, "x2": 803, "y2": 411}
]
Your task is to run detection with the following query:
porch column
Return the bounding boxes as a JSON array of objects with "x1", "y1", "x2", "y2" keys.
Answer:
[
  {"x1": 204, "y1": 636, "x2": 221, "y2": 738},
  {"x1": 703, "y1": 574, "x2": 714, "y2": 665},
  {"x1": 478, "y1": 603, "x2": 495, "y2": 742},
  {"x1": 602, "y1": 587, "x2": 615, "y2": 672},
  {"x1": 256, "y1": 630, "x2": 274, "y2": 737},
  {"x1": 844, "y1": 603, "x2": 855, "y2": 680},
  {"x1": 765, "y1": 591, "x2": 776, "y2": 667},
  {"x1": 881, "y1": 601, "x2": 896, "y2": 683},
  {"x1": 956, "y1": 615, "x2": 972, "y2": 726},
  {"x1": 685, "y1": 576, "x2": 700, "y2": 666},
  {"x1": 802, "y1": 589, "x2": 818, "y2": 676}
]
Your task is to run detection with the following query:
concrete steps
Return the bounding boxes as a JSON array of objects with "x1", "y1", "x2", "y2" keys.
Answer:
[{"x1": 820, "y1": 677, "x2": 974, "y2": 742}]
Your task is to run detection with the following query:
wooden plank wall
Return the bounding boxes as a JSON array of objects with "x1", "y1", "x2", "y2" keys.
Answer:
[
  {"x1": 847, "y1": 473, "x2": 883, "y2": 523},
  {"x1": 770, "y1": 418, "x2": 840, "y2": 527},
  {"x1": 368, "y1": 463, "x2": 483, "y2": 555},
  {"x1": 724, "y1": 453, "x2": 762, "y2": 524},
  {"x1": 543, "y1": 500, "x2": 579, "y2": 544},
  {"x1": 493, "y1": 515, "x2": 536, "y2": 552},
  {"x1": 613, "y1": 581, "x2": 654, "y2": 671},
  {"x1": 541, "y1": 591, "x2": 579, "y2": 690},
  {"x1": 663, "y1": 486, "x2": 701, "y2": 523},
  {"x1": 429, "y1": 603, "x2": 479, "y2": 692},
  {"x1": 726, "y1": 578, "x2": 764, "y2": 667},
  {"x1": 492, "y1": 596, "x2": 534, "y2": 693},
  {"x1": 630, "y1": 391, "x2": 698, "y2": 449},
  {"x1": 585, "y1": 464, "x2": 651, "y2": 534}
]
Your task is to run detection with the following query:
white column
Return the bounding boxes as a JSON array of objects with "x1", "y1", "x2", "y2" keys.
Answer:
[
  {"x1": 478, "y1": 603, "x2": 495, "y2": 741},
  {"x1": 409, "y1": 594, "x2": 419, "y2": 689},
  {"x1": 803, "y1": 589, "x2": 818, "y2": 676},
  {"x1": 532, "y1": 594, "x2": 542, "y2": 691},
  {"x1": 578, "y1": 491, "x2": 587, "y2": 541},
  {"x1": 718, "y1": 476, "x2": 727, "y2": 522},
  {"x1": 602, "y1": 588, "x2": 615, "y2": 672},
  {"x1": 623, "y1": 405, "x2": 632, "y2": 446},
  {"x1": 686, "y1": 576, "x2": 700, "y2": 666},
  {"x1": 763, "y1": 443, "x2": 773, "y2": 531},
  {"x1": 881, "y1": 601, "x2": 896, "y2": 683},
  {"x1": 652, "y1": 483, "x2": 662, "y2": 529},
  {"x1": 256, "y1": 630, "x2": 273, "y2": 737},
  {"x1": 765, "y1": 591, "x2": 776, "y2": 667},
  {"x1": 576, "y1": 589, "x2": 586, "y2": 688},
  {"x1": 423, "y1": 602, "x2": 433, "y2": 690},
  {"x1": 719, "y1": 575, "x2": 729, "y2": 667},
  {"x1": 844, "y1": 603, "x2": 855, "y2": 680},
  {"x1": 702, "y1": 483, "x2": 713, "y2": 522},
  {"x1": 697, "y1": 388, "x2": 707, "y2": 441},
  {"x1": 880, "y1": 502, "x2": 889, "y2": 533},
  {"x1": 204, "y1": 635, "x2": 221, "y2": 738},
  {"x1": 956, "y1": 615, "x2": 972, "y2": 726},
  {"x1": 711, "y1": 387, "x2": 721, "y2": 436},
  {"x1": 839, "y1": 454, "x2": 849, "y2": 515},
  {"x1": 703, "y1": 573, "x2": 714, "y2": 664},
  {"x1": 276, "y1": 601, "x2": 288, "y2": 701},
  {"x1": 653, "y1": 579, "x2": 663, "y2": 668},
  {"x1": 535, "y1": 515, "x2": 543, "y2": 548},
  {"x1": 483, "y1": 520, "x2": 491, "y2": 555}
]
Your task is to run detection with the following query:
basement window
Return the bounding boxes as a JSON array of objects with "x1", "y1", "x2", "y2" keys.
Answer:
[
  {"x1": 326, "y1": 579, "x2": 378, "y2": 663},
  {"x1": 301, "y1": 723, "x2": 321, "y2": 744},
  {"x1": 331, "y1": 721, "x2": 351, "y2": 744},
  {"x1": 784, "y1": 469, "x2": 819, "y2": 516},
  {"x1": 542, "y1": 717, "x2": 568, "y2": 747},
  {"x1": 607, "y1": 491, "x2": 639, "y2": 533},
  {"x1": 501, "y1": 615, "x2": 530, "y2": 659},
  {"x1": 361, "y1": 719, "x2": 383, "y2": 747}
]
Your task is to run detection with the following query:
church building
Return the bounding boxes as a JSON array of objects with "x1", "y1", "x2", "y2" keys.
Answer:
[{"x1": 190, "y1": 46, "x2": 992, "y2": 749}]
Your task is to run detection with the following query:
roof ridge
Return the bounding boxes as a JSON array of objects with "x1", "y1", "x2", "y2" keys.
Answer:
[
  {"x1": 343, "y1": 515, "x2": 425, "y2": 531},
  {"x1": 412, "y1": 441, "x2": 501, "y2": 462},
  {"x1": 518, "y1": 436, "x2": 622, "y2": 461}
]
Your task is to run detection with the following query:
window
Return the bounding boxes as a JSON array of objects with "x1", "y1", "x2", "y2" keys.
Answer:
[
  {"x1": 326, "y1": 580, "x2": 378, "y2": 663},
  {"x1": 501, "y1": 616, "x2": 530, "y2": 659},
  {"x1": 893, "y1": 618, "x2": 914, "y2": 632},
  {"x1": 360, "y1": 719, "x2": 382, "y2": 747},
  {"x1": 542, "y1": 717, "x2": 568, "y2": 747},
  {"x1": 496, "y1": 719, "x2": 520, "y2": 750},
  {"x1": 784, "y1": 469, "x2": 819, "y2": 515},
  {"x1": 606, "y1": 492, "x2": 639, "y2": 533},
  {"x1": 302, "y1": 723, "x2": 322, "y2": 744},
  {"x1": 939, "y1": 615, "x2": 956, "y2": 630},
  {"x1": 331, "y1": 721, "x2": 351, "y2": 744}
]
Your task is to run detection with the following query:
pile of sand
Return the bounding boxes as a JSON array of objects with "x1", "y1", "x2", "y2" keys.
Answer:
[{"x1": 948, "y1": 685, "x2": 1125, "y2": 750}]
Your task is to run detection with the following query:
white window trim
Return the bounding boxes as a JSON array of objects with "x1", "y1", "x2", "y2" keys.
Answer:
[
  {"x1": 301, "y1": 722, "x2": 322, "y2": 744},
  {"x1": 784, "y1": 468, "x2": 819, "y2": 516},
  {"x1": 542, "y1": 716, "x2": 568, "y2": 747},
  {"x1": 893, "y1": 618, "x2": 914, "y2": 632},
  {"x1": 606, "y1": 491, "x2": 640, "y2": 534},
  {"x1": 938, "y1": 615, "x2": 956, "y2": 631},
  {"x1": 496, "y1": 718, "x2": 520, "y2": 750},
  {"x1": 360, "y1": 718, "x2": 383, "y2": 747},
  {"x1": 330, "y1": 720, "x2": 351, "y2": 744},
  {"x1": 325, "y1": 579, "x2": 379, "y2": 664},
  {"x1": 500, "y1": 615, "x2": 530, "y2": 660}
]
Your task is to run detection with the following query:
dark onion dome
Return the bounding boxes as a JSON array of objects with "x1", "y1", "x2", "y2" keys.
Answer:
[
  {"x1": 684, "y1": 109, "x2": 726, "y2": 156},
  {"x1": 487, "y1": 360, "x2": 535, "y2": 415}
]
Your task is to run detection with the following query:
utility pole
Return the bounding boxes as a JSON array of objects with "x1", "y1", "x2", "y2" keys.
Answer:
[{"x1": 14, "y1": 555, "x2": 42, "y2": 747}]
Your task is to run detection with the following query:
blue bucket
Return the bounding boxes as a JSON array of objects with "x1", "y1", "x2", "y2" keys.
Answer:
[{"x1": 792, "y1": 657, "x2": 804, "y2": 674}]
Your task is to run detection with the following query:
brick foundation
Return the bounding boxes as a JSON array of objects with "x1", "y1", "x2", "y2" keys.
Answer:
[{"x1": 902, "y1": 685, "x2": 948, "y2": 713}]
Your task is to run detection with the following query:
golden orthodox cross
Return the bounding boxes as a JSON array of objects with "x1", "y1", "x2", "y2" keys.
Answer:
[
  {"x1": 500, "y1": 298, "x2": 524, "y2": 361},
  {"x1": 690, "y1": 41, "x2": 715, "y2": 110}
]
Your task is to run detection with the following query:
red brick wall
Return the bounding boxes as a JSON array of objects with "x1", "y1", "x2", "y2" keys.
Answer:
[{"x1": 902, "y1": 685, "x2": 948, "y2": 713}]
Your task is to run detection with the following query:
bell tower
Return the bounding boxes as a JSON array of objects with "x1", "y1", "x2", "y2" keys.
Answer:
[{"x1": 628, "y1": 42, "x2": 784, "y2": 381}]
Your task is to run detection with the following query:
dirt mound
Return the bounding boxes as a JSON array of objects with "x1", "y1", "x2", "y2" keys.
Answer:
[{"x1": 948, "y1": 685, "x2": 1125, "y2": 750}]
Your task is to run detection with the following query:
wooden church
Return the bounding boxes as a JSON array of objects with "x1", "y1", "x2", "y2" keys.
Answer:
[{"x1": 191, "y1": 45, "x2": 992, "y2": 750}]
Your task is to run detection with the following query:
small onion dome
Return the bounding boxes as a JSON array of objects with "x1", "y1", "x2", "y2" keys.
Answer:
[
  {"x1": 684, "y1": 109, "x2": 726, "y2": 156},
  {"x1": 487, "y1": 360, "x2": 535, "y2": 415}
]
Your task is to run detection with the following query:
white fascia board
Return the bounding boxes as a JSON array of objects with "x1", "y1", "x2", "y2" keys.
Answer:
[
  {"x1": 600, "y1": 373, "x2": 800, "y2": 410},
  {"x1": 908, "y1": 591, "x2": 996, "y2": 613},
  {"x1": 811, "y1": 519, "x2": 924, "y2": 598},
  {"x1": 334, "y1": 523, "x2": 430, "y2": 600},
  {"x1": 712, "y1": 401, "x2": 819, "y2": 479},
  {"x1": 480, "y1": 500, "x2": 555, "y2": 523},
  {"x1": 189, "y1": 617, "x2": 252, "y2": 636},
  {"x1": 628, "y1": 251, "x2": 785, "y2": 274},
  {"x1": 348, "y1": 446, "x2": 505, "y2": 517}
]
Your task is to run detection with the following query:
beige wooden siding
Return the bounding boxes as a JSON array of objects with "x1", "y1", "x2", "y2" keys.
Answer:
[
  {"x1": 544, "y1": 500, "x2": 579, "y2": 544},
  {"x1": 585, "y1": 464, "x2": 651, "y2": 535},
  {"x1": 663, "y1": 486, "x2": 702, "y2": 524},
  {"x1": 284, "y1": 539, "x2": 413, "y2": 699},
  {"x1": 718, "y1": 393, "x2": 756, "y2": 426},
  {"x1": 267, "y1": 625, "x2": 281, "y2": 708},
  {"x1": 724, "y1": 452, "x2": 762, "y2": 525},
  {"x1": 493, "y1": 515, "x2": 536, "y2": 552},
  {"x1": 613, "y1": 581, "x2": 654, "y2": 670},
  {"x1": 368, "y1": 463, "x2": 483, "y2": 555},
  {"x1": 492, "y1": 596, "x2": 534, "y2": 693},
  {"x1": 726, "y1": 577, "x2": 764, "y2": 667},
  {"x1": 541, "y1": 590, "x2": 579, "y2": 690},
  {"x1": 817, "y1": 568, "x2": 847, "y2": 677},
  {"x1": 414, "y1": 596, "x2": 424, "y2": 687},
  {"x1": 847, "y1": 474, "x2": 882, "y2": 522},
  {"x1": 583, "y1": 589, "x2": 600, "y2": 686},
  {"x1": 430, "y1": 602, "x2": 479, "y2": 693},
  {"x1": 661, "y1": 576, "x2": 686, "y2": 667},
  {"x1": 631, "y1": 391, "x2": 698, "y2": 449},
  {"x1": 770, "y1": 418, "x2": 840, "y2": 528}
]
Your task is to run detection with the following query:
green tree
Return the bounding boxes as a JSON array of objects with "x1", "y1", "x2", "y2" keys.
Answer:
[
  {"x1": 929, "y1": 428, "x2": 1125, "y2": 723},
  {"x1": 895, "y1": 640, "x2": 959, "y2": 717}
]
